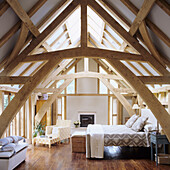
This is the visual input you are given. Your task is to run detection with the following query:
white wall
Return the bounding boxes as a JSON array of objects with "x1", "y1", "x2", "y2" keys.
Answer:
[{"x1": 67, "y1": 96, "x2": 108, "y2": 126}]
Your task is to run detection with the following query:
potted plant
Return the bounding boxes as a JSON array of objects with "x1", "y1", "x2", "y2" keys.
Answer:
[
  {"x1": 33, "y1": 121, "x2": 45, "y2": 137},
  {"x1": 73, "y1": 120, "x2": 81, "y2": 128}
]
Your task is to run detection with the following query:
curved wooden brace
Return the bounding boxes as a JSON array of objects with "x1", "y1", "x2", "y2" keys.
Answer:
[
  {"x1": 106, "y1": 58, "x2": 170, "y2": 141},
  {"x1": 35, "y1": 79, "x2": 73, "y2": 122},
  {"x1": 5, "y1": 23, "x2": 29, "y2": 67},
  {"x1": 101, "y1": 78, "x2": 136, "y2": 116},
  {"x1": 139, "y1": 21, "x2": 165, "y2": 67}
]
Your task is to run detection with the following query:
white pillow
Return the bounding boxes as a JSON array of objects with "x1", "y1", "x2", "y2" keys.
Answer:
[
  {"x1": 144, "y1": 123, "x2": 157, "y2": 132},
  {"x1": 52, "y1": 127, "x2": 59, "y2": 135},
  {"x1": 125, "y1": 114, "x2": 139, "y2": 128},
  {"x1": 131, "y1": 116, "x2": 148, "y2": 132}
]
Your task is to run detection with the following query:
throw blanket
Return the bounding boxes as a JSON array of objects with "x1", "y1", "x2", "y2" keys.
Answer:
[{"x1": 86, "y1": 124, "x2": 104, "y2": 158}]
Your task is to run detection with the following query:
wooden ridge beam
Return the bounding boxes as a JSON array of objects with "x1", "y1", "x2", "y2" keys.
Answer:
[
  {"x1": 87, "y1": 0, "x2": 169, "y2": 76},
  {"x1": 35, "y1": 79, "x2": 73, "y2": 122},
  {"x1": 0, "y1": 0, "x2": 47, "y2": 47},
  {"x1": 0, "y1": 0, "x2": 79, "y2": 76},
  {"x1": 101, "y1": 78, "x2": 136, "y2": 116},
  {"x1": 138, "y1": 76, "x2": 170, "y2": 84},
  {"x1": 33, "y1": 88, "x2": 59, "y2": 93},
  {"x1": 120, "y1": 0, "x2": 170, "y2": 47},
  {"x1": 0, "y1": 76, "x2": 29, "y2": 84},
  {"x1": 0, "y1": 57, "x2": 62, "y2": 138},
  {"x1": 106, "y1": 58, "x2": 170, "y2": 141}
]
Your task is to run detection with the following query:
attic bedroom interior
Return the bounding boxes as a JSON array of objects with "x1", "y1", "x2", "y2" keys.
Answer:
[{"x1": 0, "y1": 0, "x2": 170, "y2": 169}]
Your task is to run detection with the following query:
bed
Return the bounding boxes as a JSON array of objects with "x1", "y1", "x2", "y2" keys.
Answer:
[{"x1": 86, "y1": 109, "x2": 157, "y2": 158}]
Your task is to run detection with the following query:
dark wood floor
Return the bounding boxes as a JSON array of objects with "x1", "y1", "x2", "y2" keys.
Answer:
[{"x1": 15, "y1": 142, "x2": 170, "y2": 170}]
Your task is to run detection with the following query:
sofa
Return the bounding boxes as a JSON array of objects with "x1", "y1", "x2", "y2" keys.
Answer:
[
  {"x1": 46, "y1": 120, "x2": 71, "y2": 142},
  {"x1": 0, "y1": 136, "x2": 28, "y2": 170}
]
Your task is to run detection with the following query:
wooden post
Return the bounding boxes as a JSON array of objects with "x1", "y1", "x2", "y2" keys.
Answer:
[
  {"x1": 168, "y1": 91, "x2": 170, "y2": 114},
  {"x1": 29, "y1": 96, "x2": 32, "y2": 143},
  {"x1": 108, "y1": 96, "x2": 110, "y2": 125},
  {"x1": 23, "y1": 104, "x2": 26, "y2": 137},
  {"x1": 0, "y1": 91, "x2": 4, "y2": 115},
  {"x1": 117, "y1": 99, "x2": 122, "y2": 125},
  {"x1": 64, "y1": 96, "x2": 67, "y2": 120}
]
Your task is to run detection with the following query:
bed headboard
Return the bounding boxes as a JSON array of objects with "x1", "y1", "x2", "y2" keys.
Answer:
[{"x1": 141, "y1": 109, "x2": 157, "y2": 126}]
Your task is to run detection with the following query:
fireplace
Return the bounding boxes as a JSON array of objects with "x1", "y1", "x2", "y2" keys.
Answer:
[{"x1": 79, "y1": 113, "x2": 96, "y2": 127}]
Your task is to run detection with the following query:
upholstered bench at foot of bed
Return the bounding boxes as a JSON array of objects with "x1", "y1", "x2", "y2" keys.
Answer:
[{"x1": 0, "y1": 143, "x2": 28, "y2": 170}]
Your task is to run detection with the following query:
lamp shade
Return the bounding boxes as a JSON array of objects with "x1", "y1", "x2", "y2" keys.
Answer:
[{"x1": 132, "y1": 104, "x2": 140, "y2": 109}]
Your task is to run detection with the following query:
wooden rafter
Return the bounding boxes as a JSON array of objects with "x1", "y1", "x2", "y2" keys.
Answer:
[
  {"x1": 87, "y1": 0, "x2": 169, "y2": 76},
  {"x1": 0, "y1": 0, "x2": 47, "y2": 47},
  {"x1": 0, "y1": 0, "x2": 80, "y2": 76},
  {"x1": 119, "y1": 0, "x2": 156, "y2": 51},
  {"x1": 0, "y1": 1, "x2": 9, "y2": 16},
  {"x1": 120, "y1": 0, "x2": 170, "y2": 47},
  {"x1": 106, "y1": 58, "x2": 170, "y2": 141},
  {"x1": 139, "y1": 76, "x2": 170, "y2": 84},
  {"x1": 156, "y1": 0, "x2": 170, "y2": 16},
  {"x1": 0, "y1": 76, "x2": 29, "y2": 84}
]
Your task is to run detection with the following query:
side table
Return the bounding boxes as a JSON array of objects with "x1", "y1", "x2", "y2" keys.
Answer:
[{"x1": 150, "y1": 132, "x2": 170, "y2": 165}]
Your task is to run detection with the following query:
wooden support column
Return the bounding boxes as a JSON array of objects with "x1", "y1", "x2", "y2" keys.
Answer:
[
  {"x1": 168, "y1": 91, "x2": 170, "y2": 114},
  {"x1": 117, "y1": 99, "x2": 122, "y2": 125},
  {"x1": 23, "y1": 104, "x2": 26, "y2": 137},
  {"x1": 81, "y1": 0, "x2": 87, "y2": 47},
  {"x1": 106, "y1": 58, "x2": 170, "y2": 141},
  {"x1": 52, "y1": 99, "x2": 58, "y2": 125},
  {"x1": 18, "y1": 110, "x2": 21, "y2": 136},
  {"x1": 29, "y1": 96, "x2": 32, "y2": 143},
  {"x1": 0, "y1": 91, "x2": 4, "y2": 115}
]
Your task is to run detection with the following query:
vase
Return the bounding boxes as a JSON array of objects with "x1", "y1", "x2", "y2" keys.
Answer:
[{"x1": 75, "y1": 125, "x2": 79, "y2": 128}]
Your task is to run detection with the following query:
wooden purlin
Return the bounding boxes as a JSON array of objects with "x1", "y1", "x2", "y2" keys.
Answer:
[{"x1": 87, "y1": 0, "x2": 169, "y2": 76}]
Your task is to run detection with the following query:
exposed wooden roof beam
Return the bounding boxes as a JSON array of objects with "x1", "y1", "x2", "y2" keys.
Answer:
[
  {"x1": 0, "y1": 76, "x2": 29, "y2": 84},
  {"x1": 35, "y1": 79, "x2": 73, "y2": 122},
  {"x1": 156, "y1": 0, "x2": 170, "y2": 16},
  {"x1": 88, "y1": 0, "x2": 169, "y2": 75},
  {"x1": 119, "y1": 0, "x2": 156, "y2": 50},
  {"x1": 24, "y1": 47, "x2": 145, "y2": 62},
  {"x1": 139, "y1": 21, "x2": 165, "y2": 67},
  {"x1": 101, "y1": 78, "x2": 135, "y2": 116},
  {"x1": 0, "y1": 0, "x2": 80, "y2": 76},
  {"x1": 81, "y1": 0, "x2": 87, "y2": 48},
  {"x1": 106, "y1": 58, "x2": 170, "y2": 141},
  {"x1": 0, "y1": 0, "x2": 47, "y2": 47},
  {"x1": 0, "y1": 86, "x2": 19, "y2": 93},
  {"x1": 120, "y1": 0, "x2": 170, "y2": 47},
  {"x1": 138, "y1": 76, "x2": 170, "y2": 84},
  {"x1": 0, "y1": 1, "x2": 9, "y2": 16},
  {"x1": 0, "y1": 57, "x2": 62, "y2": 138}
]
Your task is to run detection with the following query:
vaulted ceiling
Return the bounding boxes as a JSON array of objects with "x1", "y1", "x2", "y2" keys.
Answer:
[{"x1": 0, "y1": 0, "x2": 170, "y2": 139}]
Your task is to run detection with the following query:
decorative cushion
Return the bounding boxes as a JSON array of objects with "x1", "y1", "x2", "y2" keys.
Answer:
[
  {"x1": 9, "y1": 136, "x2": 24, "y2": 143},
  {"x1": 131, "y1": 116, "x2": 148, "y2": 132},
  {"x1": 0, "y1": 143, "x2": 16, "y2": 152},
  {"x1": 0, "y1": 137, "x2": 13, "y2": 146},
  {"x1": 125, "y1": 114, "x2": 139, "y2": 128}
]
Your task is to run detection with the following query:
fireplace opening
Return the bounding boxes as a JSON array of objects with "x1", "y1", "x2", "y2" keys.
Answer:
[{"x1": 80, "y1": 115, "x2": 95, "y2": 127}]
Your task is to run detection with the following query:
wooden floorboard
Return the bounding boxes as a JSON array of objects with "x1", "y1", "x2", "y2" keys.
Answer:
[{"x1": 15, "y1": 143, "x2": 170, "y2": 170}]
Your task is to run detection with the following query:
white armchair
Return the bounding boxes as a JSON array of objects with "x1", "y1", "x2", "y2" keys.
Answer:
[{"x1": 45, "y1": 120, "x2": 71, "y2": 142}]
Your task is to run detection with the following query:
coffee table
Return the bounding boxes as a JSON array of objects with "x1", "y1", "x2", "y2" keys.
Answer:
[{"x1": 33, "y1": 136, "x2": 60, "y2": 148}]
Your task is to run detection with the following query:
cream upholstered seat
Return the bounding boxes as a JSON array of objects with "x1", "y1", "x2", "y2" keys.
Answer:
[{"x1": 45, "y1": 120, "x2": 71, "y2": 141}]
